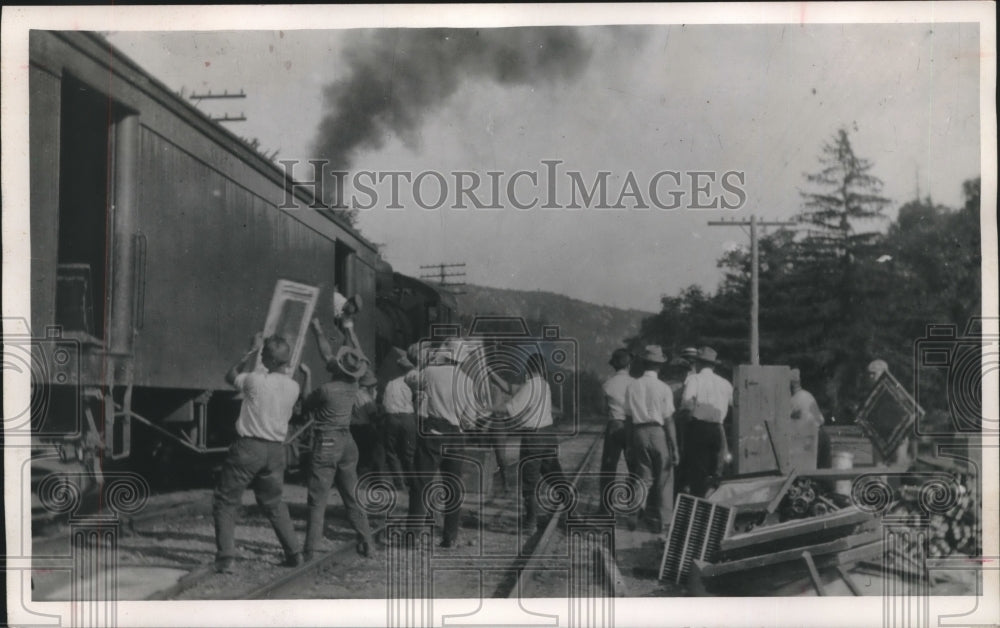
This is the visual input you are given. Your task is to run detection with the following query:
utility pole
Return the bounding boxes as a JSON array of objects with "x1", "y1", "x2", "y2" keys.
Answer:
[
  {"x1": 190, "y1": 89, "x2": 248, "y2": 123},
  {"x1": 707, "y1": 215, "x2": 797, "y2": 365},
  {"x1": 419, "y1": 263, "x2": 467, "y2": 293}
]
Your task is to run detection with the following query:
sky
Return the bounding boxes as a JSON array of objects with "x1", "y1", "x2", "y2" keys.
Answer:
[{"x1": 106, "y1": 22, "x2": 982, "y2": 312}]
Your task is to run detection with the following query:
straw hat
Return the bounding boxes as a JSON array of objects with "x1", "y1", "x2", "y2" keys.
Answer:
[
  {"x1": 640, "y1": 345, "x2": 667, "y2": 364},
  {"x1": 694, "y1": 346, "x2": 719, "y2": 365},
  {"x1": 327, "y1": 346, "x2": 368, "y2": 379}
]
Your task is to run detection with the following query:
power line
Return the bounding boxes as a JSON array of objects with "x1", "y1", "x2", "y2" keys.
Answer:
[{"x1": 419, "y1": 262, "x2": 467, "y2": 293}]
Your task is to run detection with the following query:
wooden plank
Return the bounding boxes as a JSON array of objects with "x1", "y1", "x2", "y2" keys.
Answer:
[
  {"x1": 765, "y1": 470, "x2": 798, "y2": 515},
  {"x1": 763, "y1": 420, "x2": 784, "y2": 474},
  {"x1": 834, "y1": 540, "x2": 885, "y2": 566},
  {"x1": 802, "y1": 551, "x2": 827, "y2": 596},
  {"x1": 695, "y1": 540, "x2": 879, "y2": 596},
  {"x1": 699, "y1": 530, "x2": 881, "y2": 577},
  {"x1": 720, "y1": 506, "x2": 872, "y2": 552},
  {"x1": 837, "y1": 565, "x2": 863, "y2": 596}
]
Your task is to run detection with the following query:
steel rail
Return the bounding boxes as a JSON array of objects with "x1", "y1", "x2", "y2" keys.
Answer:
[{"x1": 503, "y1": 430, "x2": 604, "y2": 599}]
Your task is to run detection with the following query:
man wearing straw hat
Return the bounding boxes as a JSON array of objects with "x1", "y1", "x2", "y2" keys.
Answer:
[
  {"x1": 680, "y1": 346, "x2": 733, "y2": 497},
  {"x1": 623, "y1": 345, "x2": 678, "y2": 534},
  {"x1": 301, "y1": 332, "x2": 376, "y2": 560}
]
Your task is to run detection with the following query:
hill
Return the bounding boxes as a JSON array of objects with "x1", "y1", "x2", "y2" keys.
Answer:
[{"x1": 453, "y1": 284, "x2": 652, "y2": 378}]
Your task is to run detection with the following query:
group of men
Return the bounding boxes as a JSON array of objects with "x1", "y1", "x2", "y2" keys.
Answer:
[
  {"x1": 211, "y1": 301, "x2": 565, "y2": 572},
  {"x1": 598, "y1": 345, "x2": 734, "y2": 534},
  {"x1": 597, "y1": 346, "x2": 902, "y2": 534}
]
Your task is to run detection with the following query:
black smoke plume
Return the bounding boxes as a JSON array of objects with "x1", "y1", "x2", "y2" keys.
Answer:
[{"x1": 312, "y1": 27, "x2": 592, "y2": 197}]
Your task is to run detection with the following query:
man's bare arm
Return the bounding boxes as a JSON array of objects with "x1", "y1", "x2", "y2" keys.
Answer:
[
  {"x1": 310, "y1": 318, "x2": 336, "y2": 364},
  {"x1": 225, "y1": 332, "x2": 263, "y2": 386}
]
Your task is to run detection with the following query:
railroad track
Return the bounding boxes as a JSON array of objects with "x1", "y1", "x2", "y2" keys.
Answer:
[
  {"x1": 227, "y1": 428, "x2": 607, "y2": 601},
  {"x1": 501, "y1": 429, "x2": 608, "y2": 599}
]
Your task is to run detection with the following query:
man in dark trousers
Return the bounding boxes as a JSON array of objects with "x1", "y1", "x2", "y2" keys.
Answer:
[
  {"x1": 411, "y1": 339, "x2": 474, "y2": 548},
  {"x1": 598, "y1": 348, "x2": 635, "y2": 516},
  {"x1": 351, "y1": 369, "x2": 385, "y2": 478},
  {"x1": 623, "y1": 346, "x2": 678, "y2": 534},
  {"x1": 490, "y1": 351, "x2": 566, "y2": 532},
  {"x1": 301, "y1": 319, "x2": 376, "y2": 560},
  {"x1": 382, "y1": 348, "x2": 418, "y2": 491},
  {"x1": 664, "y1": 357, "x2": 693, "y2": 495},
  {"x1": 680, "y1": 347, "x2": 733, "y2": 497},
  {"x1": 214, "y1": 334, "x2": 303, "y2": 573}
]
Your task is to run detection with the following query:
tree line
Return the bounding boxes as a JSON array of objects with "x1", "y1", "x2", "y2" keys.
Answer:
[{"x1": 628, "y1": 128, "x2": 982, "y2": 427}]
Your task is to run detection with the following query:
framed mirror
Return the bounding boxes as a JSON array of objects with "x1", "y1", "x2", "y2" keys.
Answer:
[
  {"x1": 258, "y1": 279, "x2": 319, "y2": 372},
  {"x1": 855, "y1": 371, "x2": 924, "y2": 459}
]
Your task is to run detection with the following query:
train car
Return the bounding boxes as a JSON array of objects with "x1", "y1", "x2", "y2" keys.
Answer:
[
  {"x1": 28, "y1": 31, "x2": 384, "y2": 485},
  {"x1": 375, "y1": 272, "x2": 458, "y2": 364}
]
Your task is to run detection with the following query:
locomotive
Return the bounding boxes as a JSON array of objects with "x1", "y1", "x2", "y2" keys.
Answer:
[{"x1": 24, "y1": 31, "x2": 455, "y2": 492}]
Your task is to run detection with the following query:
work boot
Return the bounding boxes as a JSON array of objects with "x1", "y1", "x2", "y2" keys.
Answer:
[
  {"x1": 303, "y1": 550, "x2": 314, "y2": 563},
  {"x1": 281, "y1": 552, "x2": 303, "y2": 568},
  {"x1": 215, "y1": 557, "x2": 235, "y2": 574}
]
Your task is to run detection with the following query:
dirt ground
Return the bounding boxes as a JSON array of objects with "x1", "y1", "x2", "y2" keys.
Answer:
[{"x1": 31, "y1": 426, "x2": 979, "y2": 601}]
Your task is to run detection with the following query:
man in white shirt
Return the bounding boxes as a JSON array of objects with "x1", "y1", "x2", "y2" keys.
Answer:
[
  {"x1": 496, "y1": 352, "x2": 565, "y2": 532},
  {"x1": 214, "y1": 334, "x2": 303, "y2": 573},
  {"x1": 598, "y1": 349, "x2": 635, "y2": 516},
  {"x1": 623, "y1": 345, "x2": 677, "y2": 533},
  {"x1": 411, "y1": 339, "x2": 473, "y2": 548},
  {"x1": 790, "y1": 368, "x2": 825, "y2": 427},
  {"x1": 456, "y1": 338, "x2": 513, "y2": 494},
  {"x1": 680, "y1": 346, "x2": 733, "y2": 497},
  {"x1": 790, "y1": 368, "x2": 831, "y2": 468}
]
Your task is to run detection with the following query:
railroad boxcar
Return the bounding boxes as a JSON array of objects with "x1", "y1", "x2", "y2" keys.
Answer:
[{"x1": 28, "y1": 31, "x2": 384, "y2": 483}]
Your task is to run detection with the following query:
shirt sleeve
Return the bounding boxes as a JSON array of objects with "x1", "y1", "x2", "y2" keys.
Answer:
[
  {"x1": 233, "y1": 372, "x2": 251, "y2": 392},
  {"x1": 681, "y1": 377, "x2": 697, "y2": 411}
]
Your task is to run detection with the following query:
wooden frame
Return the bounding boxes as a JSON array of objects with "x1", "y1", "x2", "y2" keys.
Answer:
[
  {"x1": 258, "y1": 279, "x2": 320, "y2": 372},
  {"x1": 855, "y1": 372, "x2": 925, "y2": 459}
]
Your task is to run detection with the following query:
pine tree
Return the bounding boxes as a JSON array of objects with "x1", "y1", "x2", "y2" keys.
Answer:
[
  {"x1": 793, "y1": 128, "x2": 891, "y2": 418},
  {"x1": 799, "y1": 128, "x2": 890, "y2": 249}
]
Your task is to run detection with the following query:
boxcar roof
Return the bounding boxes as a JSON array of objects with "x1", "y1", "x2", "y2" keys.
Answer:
[{"x1": 48, "y1": 30, "x2": 379, "y2": 256}]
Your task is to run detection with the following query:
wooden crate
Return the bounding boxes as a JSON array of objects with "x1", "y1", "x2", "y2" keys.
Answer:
[{"x1": 733, "y1": 365, "x2": 819, "y2": 475}]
